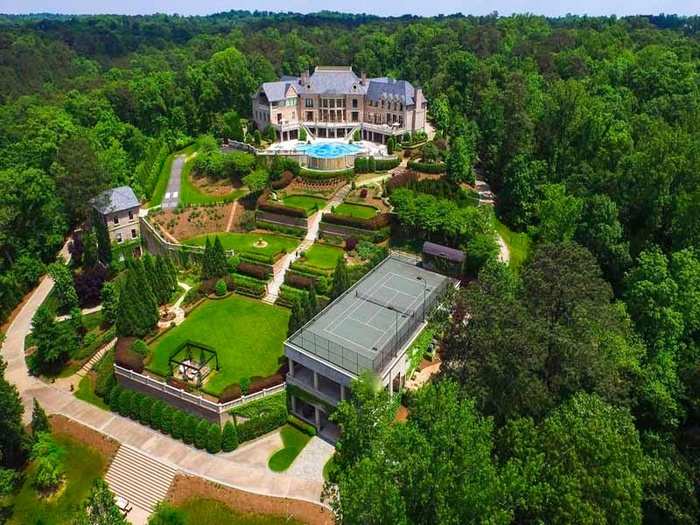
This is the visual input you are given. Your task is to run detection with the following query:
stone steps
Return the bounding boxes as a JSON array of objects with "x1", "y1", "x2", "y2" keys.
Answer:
[
  {"x1": 105, "y1": 444, "x2": 177, "y2": 513},
  {"x1": 75, "y1": 339, "x2": 116, "y2": 378}
]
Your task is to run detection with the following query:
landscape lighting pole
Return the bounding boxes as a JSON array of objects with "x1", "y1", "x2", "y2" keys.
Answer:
[{"x1": 417, "y1": 276, "x2": 427, "y2": 321}]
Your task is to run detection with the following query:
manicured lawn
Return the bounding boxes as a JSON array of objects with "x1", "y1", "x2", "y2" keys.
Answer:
[
  {"x1": 334, "y1": 202, "x2": 378, "y2": 219},
  {"x1": 267, "y1": 425, "x2": 312, "y2": 472},
  {"x1": 75, "y1": 374, "x2": 109, "y2": 410},
  {"x1": 176, "y1": 498, "x2": 304, "y2": 525},
  {"x1": 180, "y1": 153, "x2": 246, "y2": 206},
  {"x1": 148, "y1": 294, "x2": 290, "y2": 395},
  {"x1": 300, "y1": 243, "x2": 344, "y2": 270},
  {"x1": 281, "y1": 195, "x2": 327, "y2": 216},
  {"x1": 494, "y1": 217, "x2": 531, "y2": 271},
  {"x1": 184, "y1": 232, "x2": 300, "y2": 261},
  {"x1": 8, "y1": 436, "x2": 107, "y2": 524}
]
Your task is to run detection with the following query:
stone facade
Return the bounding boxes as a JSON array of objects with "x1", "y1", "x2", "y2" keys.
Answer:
[{"x1": 252, "y1": 66, "x2": 428, "y2": 144}]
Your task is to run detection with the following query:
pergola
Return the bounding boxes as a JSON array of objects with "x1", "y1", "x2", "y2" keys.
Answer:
[{"x1": 168, "y1": 340, "x2": 220, "y2": 388}]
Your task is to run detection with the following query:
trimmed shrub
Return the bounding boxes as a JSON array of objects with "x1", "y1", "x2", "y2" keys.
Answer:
[
  {"x1": 236, "y1": 262, "x2": 271, "y2": 280},
  {"x1": 254, "y1": 220, "x2": 306, "y2": 238},
  {"x1": 129, "y1": 392, "x2": 142, "y2": 420},
  {"x1": 219, "y1": 383, "x2": 242, "y2": 403},
  {"x1": 171, "y1": 411, "x2": 185, "y2": 440},
  {"x1": 284, "y1": 272, "x2": 315, "y2": 290},
  {"x1": 288, "y1": 414, "x2": 317, "y2": 436},
  {"x1": 206, "y1": 424, "x2": 222, "y2": 454},
  {"x1": 183, "y1": 415, "x2": 197, "y2": 444},
  {"x1": 235, "y1": 404, "x2": 288, "y2": 443},
  {"x1": 240, "y1": 377, "x2": 251, "y2": 395},
  {"x1": 161, "y1": 406, "x2": 174, "y2": 435},
  {"x1": 322, "y1": 211, "x2": 392, "y2": 231},
  {"x1": 407, "y1": 160, "x2": 446, "y2": 173},
  {"x1": 139, "y1": 396, "x2": 154, "y2": 425},
  {"x1": 222, "y1": 421, "x2": 239, "y2": 452},
  {"x1": 299, "y1": 168, "x2": 353, "y2": 181},
  {"x1": 109, "y1": 386, "x2": 123, "y2": 410},
  {"x1": 195, "y1": 419, "x2": 209, "y2": 449},
  {"x1": 215, "y1": 279, "x2": 227, "y2": 297},
  {"x1": 130, "y1": 339, "x2": 149, "y2": 357},
  {"x1": 118, "y1": 390, "x2": 133, "y2": 417},
  {"x1": 345, "y1": 237, "x2": 358, "y2": 251},
  {"x1": 249, "y1": 374, "x2": 285, "y2": 395},
  {"x1": 149, "y1": 401, "x2": 163, "y2": 430}
]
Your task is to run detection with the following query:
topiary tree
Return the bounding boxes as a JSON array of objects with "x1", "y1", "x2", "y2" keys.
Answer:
[
  {"x1": 195, "y1": 419, "x2": 209, "y2": 449},
  {"x1": 304, "y1": 286, "x2": 318, "y2": 320},
  {"x1": 171, "y1": 411, "x2": 185, "y2": 440},
  {"x1": 287, "y1": 298, "x2": 304, "y2": 337},
  {"x1": 215, "y1": 279, "x2": 227, "y2": 297},
  {"x1": 109, "y1": 386, "x2": 122, "y2": 410},
  {"x1": 129, "y1": 392, "x2": 142, "y2": 420},
  {"x1": 139, "y1": 396, "x2": 154, "y2": 425},
  {"x1": 206, "y1": 424, "x2": 222, "y2": 454},
  {"x1": 160, "y1": 406, "x2": 174, "y2": 435},
  {"x1": 183, "y1": 415, "x2": 197, "y2": 444},
  {"x1": 118, "y1": 390, "x2": 133, "y2": 417},
  {"x1": 221, "y1": 421, "x2": 239, "y2": 452},
  {"x1": 299, "y1": 127, "x2": 307, "y2": 142},
  {"x1": 100, "y1": 281, "x2": 119, "y2": 325},
  {"x1": 149, "y1": 401, "x2": 163, "y2": 430},
  {"x1": 31, "y1": 399, "x2": 50, "y2": 436}
]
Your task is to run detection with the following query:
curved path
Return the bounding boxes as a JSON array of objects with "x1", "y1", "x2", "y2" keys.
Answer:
[{"x1": 0, "y1": 259, "x2": 327, "y2": 512}]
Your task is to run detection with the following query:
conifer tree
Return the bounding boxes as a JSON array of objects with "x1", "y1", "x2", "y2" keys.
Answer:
[
  {"x1": 183, "y1": 415, "x2": 197, "y2": 444},
  {"x1": 211, "y1": 237, "x2": 228, "y2": 278},
  {"x1": 221, "y1": 421, "x2": 239, "y2": 452},
  {"x1": 200, "y1": 237, "x2": 213, "y2": 280},
  {"x1": 92, "y1": 208, "x2": 112, "y2": 265},
  {"x1": 161, "y1": 406, "x2": 174, "y2": 435},
  {"x1": 171, "y1": 411, "x2": 185, "y2": 440},
  {"x1": 31, "y1": 399, "x2": 50, "y2": 436},
  {"x1": 288, "y1": 298, "x2": 304, "y2": 337},
  {"x1": 82, "y1": 230, "x2": 99, "y2": 269},
  {"x1": 195, "y1": 419, "x2": 209, "y2": 449},
  {"x1": 149, "y1": 400, "x2": 163, "y2": 430},
  {"x1": 331, "y1": 256, "x2": 350, "y2": 299},
  {"x1": 116, "y1": 266, "x2": 158, "y2": 337},
  {"x1": 206, "y1": 424, "x2": 222, "y2": 454}
]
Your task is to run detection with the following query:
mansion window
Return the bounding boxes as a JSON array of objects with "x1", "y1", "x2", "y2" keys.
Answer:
[
  {"x1": 112, "y1": 216, "x2": 119, "y2": 225},
  {"x1": 352, "y1": 98, "x2": 358, "y2": 108},
  {"x1": 131, "y1": 228, "x2": 137, "y2": 239},
  {"x1": 306, "y1": 111, "x2": 313, "y2": 121},
  {"x1": 305, "y1": 98, "x2": 313, "y2": 108},
  {"x1": 116, "y1": 232, "x2": 123, "y2": 243},
  {"x1": 352, "y1": 111, "x2": 359, "y2": 122},
  {"x1": 128, "y1": 210, "x2": 133, "y2": 220},
  {"x1": 277, "y1": 113, "x2": 282, "y2": 123}
]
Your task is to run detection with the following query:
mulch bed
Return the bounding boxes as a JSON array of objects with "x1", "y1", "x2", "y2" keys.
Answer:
[
  {"x1": 149, "y1": 202, "x2": 234, "y2": 241},
  {"x1": 166, "y1": 474, "x2": 334, "y2": 525},
  {"x1": 191, "y1": 174, "x2": 241, "y2": 196},
  {"x1": 49, "y1": 414, "x2": 120, "y2": 463}
]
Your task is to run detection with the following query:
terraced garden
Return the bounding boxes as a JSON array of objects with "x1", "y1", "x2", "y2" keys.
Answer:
[
  {"x1": 281, "y1": 194, "x2": 327, "y2": 216},
  {"x1": 184, "y1": 232, "x2": 300, "y2": 262},
  {"x1": 333, "y1": 202, "x2": 378, "y2": 219}
]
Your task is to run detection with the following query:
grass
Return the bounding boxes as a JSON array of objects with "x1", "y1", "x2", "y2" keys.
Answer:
[
  {"x1": 175, "y1": 498, "x2": 305, "y2": 525},
  {"x1": 267, "y1": 425, "x2": 312, "y2": 472},
  {"x1": 333, "y1": 202, "x2": 378, "y2": 219},
  {"x1": 180, "y1": 153, "x2": 246, "y2": 206},
  {"x1": 281, "y1": 195, "x2": 327, "y2": 216},
  {"x1": 149, "y1": 144, "x2": 196, "y2": 207},
  {"x1": 494, "y1": 217, "x2": 531, "y2": 271},
  {"x1": 148, "y1": 294, "x2": 290, "y2": 396},
  {"x1": 75, "y1": 374, "x2": 109, "y2": 410},
  {"x1": 299, "y1": 243, "x2": 344, "y2": 270},
  {"x1": 184, "y1": 232, "x2": 300, "y2": 260},
  {"x1": 7, "y1": 436, "x2": 107, "y2": 524}
]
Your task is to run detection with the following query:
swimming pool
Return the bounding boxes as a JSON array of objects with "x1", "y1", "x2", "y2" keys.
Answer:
[{"x1": 296, "y1": 142, "x2": 364, "y2": 159}]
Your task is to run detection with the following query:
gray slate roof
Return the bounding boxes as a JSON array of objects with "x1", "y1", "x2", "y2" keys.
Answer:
[
  {"x1": 422, "y1": 241, "x2": 466, "y2": 263},
  {"x1": 366, "y1": 78, "x2": 416, "y2": 105},
  {"x1": 93, "y1": 186, "x2": 139, "y2": 215}
]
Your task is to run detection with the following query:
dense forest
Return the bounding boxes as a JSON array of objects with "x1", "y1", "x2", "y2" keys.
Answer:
[{"x1": 0, "y1": 9, "x2": 699, "y2": 524}]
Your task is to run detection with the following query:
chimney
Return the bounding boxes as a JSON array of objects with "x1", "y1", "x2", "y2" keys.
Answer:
[
  {"x1": 414, "y1": 87, "x2": 424, "y2": 107},
  {"x1": 300, "y1": 69, "x2": 310, "y2": 86},
  {"x1": 360, "y1": 71, "x2": 367, "y2": 85}
]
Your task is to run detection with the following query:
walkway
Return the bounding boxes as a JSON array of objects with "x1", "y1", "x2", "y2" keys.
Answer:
[
  {"x1": 0, "y1": 261, "x2": 328, "y2": 517},
  {"x1": 157, "y1": 281, "x2": 191, "y2": 328},
  {"x1": 162, "y1": 155, "x2": 184, "y2": 209},
  {"x1": 56, "y1": 303, "x2": 102, "y2": 322},
  {"x1": 262, "y1": 184, "x2": 350, "y2": 303},
  {"x1": 475, "y1": 176, "x2": 510, "y2": 263}
]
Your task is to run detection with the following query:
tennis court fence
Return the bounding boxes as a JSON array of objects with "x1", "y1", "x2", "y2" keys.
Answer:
[{"x1": 289, "y1": 276, "x2": 450, "y2": 375}]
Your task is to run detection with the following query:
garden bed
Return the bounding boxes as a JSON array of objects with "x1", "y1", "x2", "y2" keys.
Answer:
[
  {"x1": 147, "y1": 294, "x2": 290, "y2": 396},
  {"x1": 149, "y1": 202, "x2": 237, "y2": 241}
]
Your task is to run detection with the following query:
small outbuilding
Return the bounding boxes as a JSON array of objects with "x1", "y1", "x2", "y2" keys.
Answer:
[
  {"x1": 92, "y1": 186, "x2": 141, "y2": 260},
  {"x1": 421, "y1": 241, "x2": 465, "y2": 277}
]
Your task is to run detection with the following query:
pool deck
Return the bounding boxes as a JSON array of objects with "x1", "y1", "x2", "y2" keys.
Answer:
[{"x1": 267, "y1": 139, "x2": 386, "y2": 157}]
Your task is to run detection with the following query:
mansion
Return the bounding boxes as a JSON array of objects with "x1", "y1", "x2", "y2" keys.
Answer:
[{"x1": 252, "y1": 66, "x2": 427, "y2": 144}]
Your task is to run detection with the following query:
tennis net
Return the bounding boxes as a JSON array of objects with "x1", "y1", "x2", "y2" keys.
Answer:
[{"x1": 355, "y1": 290, "x2": 415, "y2": 316}]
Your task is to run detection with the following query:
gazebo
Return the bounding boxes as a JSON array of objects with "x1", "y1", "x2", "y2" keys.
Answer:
[
  {"x1": 421, "y1": 241, "x2": 466, "y2": 277},
  {"x1": 168, "y1": 340, "x2": 220, "y2": 388}
]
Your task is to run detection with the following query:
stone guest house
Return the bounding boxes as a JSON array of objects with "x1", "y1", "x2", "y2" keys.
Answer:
[{"x1": 252, "y1": 66, "x2": 427, "y2": 144}]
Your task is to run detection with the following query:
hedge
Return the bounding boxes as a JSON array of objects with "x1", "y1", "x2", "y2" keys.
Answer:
[
  {"x1": 270, "y1": 170, "x2": 295, "y2": 190},
  {"x1": 219, "y1": 383, "x2": 242, "y2": 403},
  {"x1": 407, "y1": 160, "x2": 446, "y2": 173},
  {"x1": 299, "y1": 167, "x2": 353, "y2": 181},
  {"x1": 235, "y1": 403, "x2": 288, "y2": 443},
  {"x1": 255, "y1": 220, "x2": 306, "y2": 238},
  {"x1": 104, "y1": 384, "x2": 228, "y2": 452},
  {"x1": 288, "y1": 414, "x2": 317, "y2": 437},
  {"x1": 277, "y1": 285, "x2": 308, "y2": 308},
  {"x1": 284, "y1": 272, "x2": 316, "y2": 290},
  {"x1": 354, "y1": 156, "x2": 400, "y2": 173},
  {"x1": 239, "y1": 251, "x2": 276, "y2": 265},
  {"x1": 230, "y1": 272, "x2": 266, "y2": 298},
  {"x1": 257, "y1": 192, "x2": 307, "y2": 218},
  {"x1": 248, "y1": 373, "x2": 285, "y2": 395},
  {"x1": 236, "y1": 261, "x2": 271, "y2": 280},
  {"x1": 322, "y1": 211, "x2": 392, "y2": 231}
]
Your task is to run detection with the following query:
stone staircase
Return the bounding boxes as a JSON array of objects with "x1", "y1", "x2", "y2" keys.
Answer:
[
  {"x1": 75, "y1": 339, "x2": 116, "y2": 379},
  {"x1": 105, "y1": 444, "x2": 178, "y2": 513}
]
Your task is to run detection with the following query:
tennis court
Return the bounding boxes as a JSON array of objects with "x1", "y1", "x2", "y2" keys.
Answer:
[{"x1": 287, "y1": 255, "x2": 450, "y2": 375}]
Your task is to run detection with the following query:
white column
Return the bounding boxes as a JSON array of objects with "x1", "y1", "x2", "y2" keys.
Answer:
[
  {"x1": 340, "y1": 384, "x2": 345, "y2": 401},
  {"x1": 313, "y1": 371, "x2": 319, "y2": 390},
  {"x1": 289, "y1": 359, "x2": 295, "y2": 377},
  {"x1": 314, "y1": 407, "x2": 321, "y2": 429}
]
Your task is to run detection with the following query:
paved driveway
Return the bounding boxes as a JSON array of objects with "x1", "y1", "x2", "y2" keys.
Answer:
[{"x1": 162, "y1": 156, "x2": 184, "y2": 209}]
